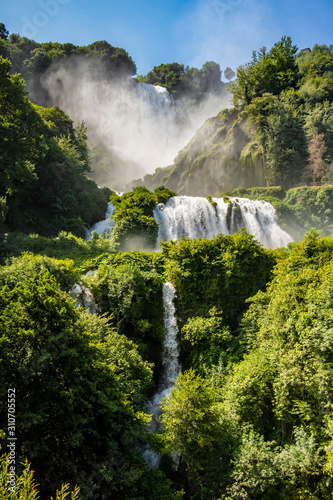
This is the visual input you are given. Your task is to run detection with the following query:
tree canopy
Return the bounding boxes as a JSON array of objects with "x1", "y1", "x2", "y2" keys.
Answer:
[{"x1": 0, "y1": 56, "x2": 110, "y2": 237}]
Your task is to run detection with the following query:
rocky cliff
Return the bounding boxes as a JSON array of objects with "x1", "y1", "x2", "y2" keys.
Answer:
[{"x1": 136, "y1": 108, "x2": 266, "y2": 196}]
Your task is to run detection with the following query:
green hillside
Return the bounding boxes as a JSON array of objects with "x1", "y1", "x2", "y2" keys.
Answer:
[
  {"x1": 138, "y1": 39, "x2": 333, "y2": 195},
  {"x1": 2, "y1": 25, "x2": 333, "y2": 500},
  {"x1": 0, "y1": 57, "x2": 110, "y2": 237},
  {"x1": 138, "y1": 107, "x2": 264, "y2": 195}
]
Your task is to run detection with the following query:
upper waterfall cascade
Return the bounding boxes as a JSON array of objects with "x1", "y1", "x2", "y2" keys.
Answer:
[
  {"x1": 45, "y1": 69, "x2": 179, "y2": 173},
  {"x1": 86, "y1": 195, "x2": 293, "y2": 249},
  {"x1": 133, "y1": 83, "x2": 178, "y2": 167},
  {"x1": 137, "y1": 83, "x2": 175, "y2": 119}
]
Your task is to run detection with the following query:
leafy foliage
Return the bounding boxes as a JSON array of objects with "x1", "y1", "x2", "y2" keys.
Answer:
[
  {"x1": 246, "y1": 90, "x2": 308, "y2": 187},
  {"x1": 0, "y1": 57, "x2": 109, "y2": 237},
  {"x1": 0, "y1": 454, "x2": 80, "y2": 499},
  {"x1": 161, "y1": 231, "x2": 275, "y2": 331},
  {"x1": 182, "y1": 308, "x2": 232, "y2": 371},
  {"x1": 0, "y1": 254, "x2": 156, "y2": 498},
  {"x1": 159, "y1": 232, "x2": 333, "y2": 499},
  {"x1": 2, "y1": 26, "x2": 333, "y2": 499},
  {"x1": 0, "y1": 231, "x2": 114, "y2": 268},
  {"x1": 1, "y1": 31, "x2": 136, "y2": 105},
  {"x1": 230, "y1": 36, "x2": 299, "y2": 108},
  {"x1": 223, "y1": 40, "x2": 333, "y2": 190},
  {"x1": 85, "y1": 251, "x2": 165, "y2": 367},
  {"x1": 110, "y1": 186, "x2": 175, "y2": 250},
  {"x1": 137, "y1": 61, "x2": 224, "y2": 100},
  {"x1": 160, "y1": 370, "x2": 234, "y2": 499}
]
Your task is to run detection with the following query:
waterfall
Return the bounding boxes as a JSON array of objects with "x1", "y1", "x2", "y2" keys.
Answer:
[
  {"x1": 44, "y1": 65, "x2": 180, "y2": 175},
  {"x1": 143, "y1": 282, "x2": 180, "y2": 468},
  {"x1": 157, "y1": 282, "x2": 181, "y2": 398},
  {"x1": 86, "y1": 195, "x2": 292, "y2": 249},
  {"x1": 154, "y1": 196, "x2": 293, "y2": 249},
  {"x1": 137, "y1": 83, "x2": 174, "y2": 120},
  {"x1": 85, "y1": 202, "x2": 114, "y2": 240},
  {"x1": 70, "y1": 283, "x2": 100, "y2": 314},
  {"x1": 134, "y1": 83, "x2": 178, "y2": 167}
]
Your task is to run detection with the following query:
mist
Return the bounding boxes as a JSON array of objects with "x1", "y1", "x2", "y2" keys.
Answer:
[{"x1": 42, "y1": 57, "x2": 231, "y2": 190}]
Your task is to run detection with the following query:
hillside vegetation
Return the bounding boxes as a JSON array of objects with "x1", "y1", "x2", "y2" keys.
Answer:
[
  {"x1": 0, "y1": 57, "x2": 110, "y2": 237},
  {"x1": 140, "y1": 107, "x2": 264, "y2": 195},
  {"x1": 2, "y1": 230, "x2": 333, "y2": 499},
  {"x1": 222, "y1": 185, "x2": 333, "y2": 240},
  {"x1": 0, "y1": 30, "x2": 136, "y2": 105},
  {"x1": 139, "y1": 38, "x2": 333, "y2": 195},
  {"x1": 1, "y1": 25, "x2": 333, "y2": 499}
]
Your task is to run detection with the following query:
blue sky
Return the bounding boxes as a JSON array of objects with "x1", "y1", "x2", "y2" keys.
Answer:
[{"x1": 1, "y1": 0, "x2": 333, "y2": 76}]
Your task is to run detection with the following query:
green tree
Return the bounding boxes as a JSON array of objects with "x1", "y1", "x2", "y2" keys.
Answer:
[
  {"x1": 144, "y1": 63, "x2": 185, "y2": 92},
  {"x1": 201, "y1": 61, "x2": 222, "y2": 92},
  {"x1": 160, "y1": 370, "x2": 230, "y2": 497},
  {"x1": 0, "y1": 57, "x2": 44, "y2": 206},
  {"x1": 160, "y1": 369, "x2": 217, "y2": 450},
  {"x1": 0, "y1": 23, "x2": 9, "y2": 40},
  {"x1": 182, "y1": 307, "x2": 232, "y2": 370},
  {"x1": 0, "y1": 454, "x2": 80, "y2": 499},
  {"x1": 161, "y1": 231, "x2": 275, "y2": 331},
  {"x1": 0, "y1": 57, "x2": 108, "y2": 235},
  {"x1": 226, "y1": 428, "x2": 329, "y2": 499},
  {"x1": 297, "y1": 44, "x2": 333, "y2": 79},
  {"x1": 0, "y1": 255, "x2": 154, "y2": 498},
  {"x1": 110, "y1": 187, "x2": 159, "y2": 250},
  {"x1": 246, "y1": 91, "x2": 307, "y2": 187},
  {"x1": 230, "y1": 36, "x2": 299, "y2": 107},
  {"x1": 226, "y1": 431, "x2": 280, "y2": 499}
]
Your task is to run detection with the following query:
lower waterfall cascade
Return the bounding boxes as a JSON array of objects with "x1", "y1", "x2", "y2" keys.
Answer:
[
  {"x1": 86, "y1": 195, "x2": 293, "y2": 249},
  {"x1": 143, "y1": 281, "x2": 180, "y2": 469},
  {"x1": 154, "y1": 196, "x2": 293, "y2": 249}
]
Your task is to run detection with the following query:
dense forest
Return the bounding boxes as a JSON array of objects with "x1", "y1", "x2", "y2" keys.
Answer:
[
  {"x1": 0, "y1": 23, "x2": 136, "y2": 105},
  {"x1": 1, "y1": 21, "x2": 333, "y2": 499},
  {"x1": 0, "y1": 54, "x2": 111, "y2": 237}
]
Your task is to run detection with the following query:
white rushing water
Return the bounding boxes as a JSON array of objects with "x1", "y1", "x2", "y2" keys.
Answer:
[
  {"x1": 143, "y1": 282, "x2": 180, "y2": 469},
  {"x1": 86, "y1": 195, "x2": 293, "y2": 249},
  {"x1": 85, "y1": 202, "x2": 115, "y2": 240},
  {"x1": 154, "y1": 196, "x2": 293, "y2": 249},
  {"x1": 137, "y1": 83, "x2": 176, "y2": 138},
  {"x1": 44, "y1": 62, "x2": 231, "y2": 185},
  {"x1": 45, "y1": 66, "x2": 180, "y2": 174},
  {"x1": 70, "y1": 283, "x2": 100, "y2": 314}
]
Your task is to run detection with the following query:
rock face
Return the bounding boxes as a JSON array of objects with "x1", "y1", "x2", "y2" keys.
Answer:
[
  {"x1": 138, "y1": 108, "x2": 266, "y2": 196},
  {"x1": 70, "y1": 284, "x2": 100, "y2": 314}
]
